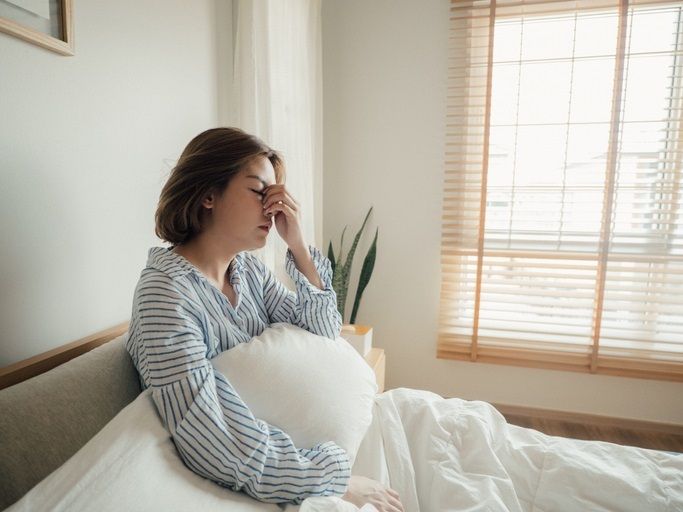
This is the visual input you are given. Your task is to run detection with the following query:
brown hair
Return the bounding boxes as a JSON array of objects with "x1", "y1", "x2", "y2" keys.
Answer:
[{"x1": 155, "y1": 127, "x2": 285, "y2": 245}]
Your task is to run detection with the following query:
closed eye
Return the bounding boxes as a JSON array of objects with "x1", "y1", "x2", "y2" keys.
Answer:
[{"x1": 251, "y1": 189, "x2": 265, "y2": 197}]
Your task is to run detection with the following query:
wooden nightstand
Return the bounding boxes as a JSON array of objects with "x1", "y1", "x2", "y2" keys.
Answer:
[{"x1": 364, "y1": 348, "x2": 385, "y2": 393}]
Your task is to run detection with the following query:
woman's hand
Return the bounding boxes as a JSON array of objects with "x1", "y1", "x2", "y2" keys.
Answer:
[
  {"x1": 262, "y1": 184, "x2": 325, "y2": 289},
  {"x1": 341, "y1": 475, "x2": 404, "y2": 512},
  {"x1": 261, "y1": 184, "x2": 305, "y2": 250}
]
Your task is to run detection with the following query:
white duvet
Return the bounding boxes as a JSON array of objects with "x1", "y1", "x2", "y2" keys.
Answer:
[{"x1": 9, "y1": 388, "x2": 683, "y2": 512}]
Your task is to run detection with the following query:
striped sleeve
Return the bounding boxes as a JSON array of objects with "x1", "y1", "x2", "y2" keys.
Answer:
[
  {"x1": 263, "y1": 245, "x2": 342, "y2": 340},
  {"x1": 136, "y1": 276, "x2": 351, "y2": 504}
]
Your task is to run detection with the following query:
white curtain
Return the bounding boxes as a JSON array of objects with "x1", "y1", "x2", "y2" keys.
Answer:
[{"x1": 232, "y1": 0, "x2": 323, "y2": 287}]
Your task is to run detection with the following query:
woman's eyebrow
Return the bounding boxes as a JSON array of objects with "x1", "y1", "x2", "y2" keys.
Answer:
[{"x1": 245, "y1": 175, "x2": 270, "y2": 188}]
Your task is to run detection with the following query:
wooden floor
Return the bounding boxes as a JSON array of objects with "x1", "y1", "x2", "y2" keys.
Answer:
[{"x1": 502, "y1": 413, "x2": 683, "y2": 453}]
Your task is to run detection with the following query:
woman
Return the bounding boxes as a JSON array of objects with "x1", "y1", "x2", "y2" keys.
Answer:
[{"x1": 125, "y1": 127, "x2": 403, "y2": 511}]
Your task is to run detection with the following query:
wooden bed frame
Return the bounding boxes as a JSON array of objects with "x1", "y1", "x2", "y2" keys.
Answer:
[{"x1": 0, "y1": 322, "x2": 129, "y2": 390}]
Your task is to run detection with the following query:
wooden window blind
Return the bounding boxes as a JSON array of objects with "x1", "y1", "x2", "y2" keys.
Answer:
[{"x1": 439, "y1": 0, "x2": 683, "y2": 381}]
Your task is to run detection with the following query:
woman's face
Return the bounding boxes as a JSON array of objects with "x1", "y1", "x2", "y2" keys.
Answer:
[{"x1": 203, "y1": 155, "x2": 276, "y2": 251}]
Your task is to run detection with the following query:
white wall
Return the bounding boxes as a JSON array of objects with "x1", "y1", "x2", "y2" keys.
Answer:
[
  {"x1": 322, "y1": 0, "x2": 683, "y2": 425},
  {"x1": 0, "y1": 0, "x2": 224, "y2": 365}
]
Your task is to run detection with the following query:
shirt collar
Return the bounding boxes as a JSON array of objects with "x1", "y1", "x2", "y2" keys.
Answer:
[
  {"x1": 146, "y1": 247, "x2": 244, "y2": 282},
  {"x1": 227, "y1": 256, "x2": 244, "y2": 285}
]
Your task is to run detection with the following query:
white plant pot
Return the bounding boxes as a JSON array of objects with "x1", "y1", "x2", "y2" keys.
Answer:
[{"x1": 340, "y1": 324, "x2": 373, "y2": 357}]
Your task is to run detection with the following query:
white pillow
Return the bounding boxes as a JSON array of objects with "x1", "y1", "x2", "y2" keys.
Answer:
[{"x1": 210, "y1": 323, "x2": 377, "y2": 465}]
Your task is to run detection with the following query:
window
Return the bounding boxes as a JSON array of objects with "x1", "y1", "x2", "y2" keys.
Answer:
[{"x1": 439, "y1": 0, "x2": 683, "y2": 381}]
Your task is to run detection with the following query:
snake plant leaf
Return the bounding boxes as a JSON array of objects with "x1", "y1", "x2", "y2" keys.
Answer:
[
  {"x1": 340, "y1": 207, "x2": 373, "y2": 279},
  {"x1": 350, "y1": 227, "x2": 378, "y2": 324},
  {"x1": 326, "y1": 207, "x2": 376, "y2": 323},
  {"x1": 338, "y1": 207, "x2": 373, "y2": 322},
  {"x1": 327, "y1": 240, "x2": 336, "y2": 274},
  {"x1": 332, "y1": 259, "x2": 349, "y2": 320},
  {"x1": 338, "y1": 225, "x2": 348, "y2": 265},
  {"x1": 331, "y1": 226, "x2": 349, "y2": 320}
]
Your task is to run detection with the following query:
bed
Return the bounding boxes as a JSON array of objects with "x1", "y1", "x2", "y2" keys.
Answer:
[{"x1": 1, "y1": 324, "x2": 681, "y2": 511}]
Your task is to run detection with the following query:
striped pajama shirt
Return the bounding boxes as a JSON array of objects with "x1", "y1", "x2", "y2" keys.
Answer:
[{"x1": 124, "y1": 245, "x2": 348, "y2": 504}]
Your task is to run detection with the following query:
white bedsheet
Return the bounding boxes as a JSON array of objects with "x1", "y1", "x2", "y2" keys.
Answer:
[{"x1": 9, "y1": 388, "x2": 683, "y2": 512}]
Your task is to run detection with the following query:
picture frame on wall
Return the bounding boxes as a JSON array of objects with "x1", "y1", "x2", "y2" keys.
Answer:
[{"x1": 0, "y1": 0, "x2": 73, "y2": 55}]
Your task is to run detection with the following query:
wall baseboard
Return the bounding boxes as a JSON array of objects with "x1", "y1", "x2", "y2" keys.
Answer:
[{"x1": 491, "y1": 402, "x2": 683, "y2": 436}]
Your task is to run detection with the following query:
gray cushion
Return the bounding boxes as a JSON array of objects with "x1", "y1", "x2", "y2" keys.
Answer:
[{"x1": 0, "y1": 335, "x2": 141, "y2": 509}]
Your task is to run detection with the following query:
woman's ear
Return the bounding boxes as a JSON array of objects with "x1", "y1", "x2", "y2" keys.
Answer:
[{"x1": 201, "y1": 193, "x2": 215, "y2": 211}]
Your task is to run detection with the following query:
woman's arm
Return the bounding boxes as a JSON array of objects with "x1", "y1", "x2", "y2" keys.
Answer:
[
  {"x1": 260, "y1": 246, "x2": 342, "y2": 340},
  {"x1": 288, "y1": 244, "x2": 324, "y2": 290},
  {"x1": 258, "y1": 186, "x2": 342, "y2": 338},
  {"x1": 132, "y1": 275, "x2": 350, "y2": 504}
]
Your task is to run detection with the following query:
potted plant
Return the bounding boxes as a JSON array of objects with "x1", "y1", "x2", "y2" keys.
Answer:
[{"x1": 327, "y1": 207, "x2": 378, "y2": 354}]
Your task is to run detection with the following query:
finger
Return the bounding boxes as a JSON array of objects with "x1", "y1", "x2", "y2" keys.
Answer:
[
  {"x1": 263, "y1": 186, "x2": 299, "y2": 210},
  {"x1": 387, "y1": 488, "x2": 400, "y2": 499},
  {"x1": 261, "y1": 184, "x2": 286, "y2": 204},
  {"x1": 264, "y1": 198, "x2": 296, "y2": 213},
  {"x1": 265, "y1": 201, "x2": 286, "y2": 217},
  {"x1": 387, "y1": 496, "x2": 403, "y2": 511},
  {"x1": 263, "y1": 192, "x2": 297, "y2": 212},
  {"x1": 265, "y1": 196, "x2": 298, "y2": 214},
  {"x1": 283, "y1": 189, "x2": 299, "y2": 208},
  {"x1": 266, "y1": 202, "x2": 296, "y2": 218}
]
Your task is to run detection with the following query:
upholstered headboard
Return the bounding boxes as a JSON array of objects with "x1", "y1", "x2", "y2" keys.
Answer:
[{"x1": 0, "y1": 330, "x2": 141, "y2": 509}]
